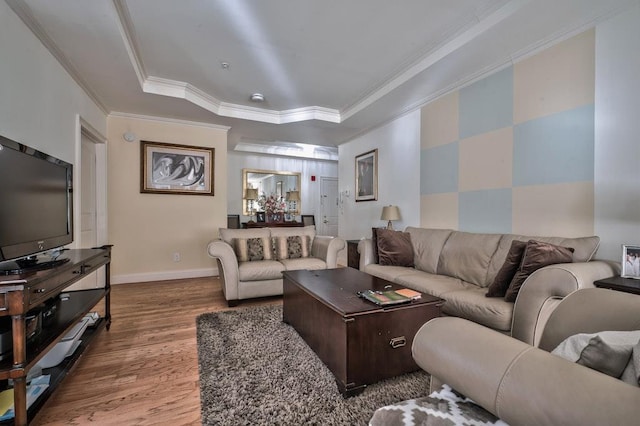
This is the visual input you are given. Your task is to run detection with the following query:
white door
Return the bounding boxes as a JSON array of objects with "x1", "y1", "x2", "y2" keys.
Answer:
[
  {"x1": 319, "y1": 177, "x2": 339, "y2": 236},
  {"x1": 73, "y1": 135, "x2": 100, "y2": 289}
]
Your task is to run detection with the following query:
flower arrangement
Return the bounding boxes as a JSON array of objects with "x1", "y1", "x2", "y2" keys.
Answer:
[{"x1": 258, "y1": 193, "x2": 287, "y2": 213}]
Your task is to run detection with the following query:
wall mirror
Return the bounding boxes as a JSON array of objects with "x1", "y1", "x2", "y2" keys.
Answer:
[{"x1": 242, "y1": 168, "x2": 301, "y2": 216}]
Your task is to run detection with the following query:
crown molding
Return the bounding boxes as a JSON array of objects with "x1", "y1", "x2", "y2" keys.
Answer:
[
  {"x1": 340, "y1": 0, "x2": 530, "y2": 121},
  {"x1": 108, "y1": 111, "x2": 231, "y2": 131},
  {"x1": 6, "y1": 0, "x2": 109, "y2": 115}
]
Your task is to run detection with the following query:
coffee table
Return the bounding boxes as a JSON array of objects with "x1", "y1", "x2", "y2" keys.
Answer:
[{"x1": 282, "y1": 268, "x2": 442, "y2": 396}]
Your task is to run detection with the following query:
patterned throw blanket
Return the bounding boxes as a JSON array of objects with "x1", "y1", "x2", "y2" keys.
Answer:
[{"x1": 369, "y1": 384, "x2": 508, "y2": 426}]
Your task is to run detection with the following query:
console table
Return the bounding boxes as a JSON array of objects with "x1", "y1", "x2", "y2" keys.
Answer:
[
  {"x1": 0, "y1": 246, "x2": 112, "y2": 425},
  {"x1": 242, "y1": 222, "x2": 303, "y2": 228}
]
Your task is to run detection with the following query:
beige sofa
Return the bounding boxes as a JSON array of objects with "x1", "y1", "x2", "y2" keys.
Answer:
[
  {"x1": 412, "y1": 288, "x2": 640, "y2": 425},
  {"x1": 359, "y1": 227, "x2": 619, "y2": 345},
  {"x1": 208, "y1": 225, "x2": 345, "y2": 306}
]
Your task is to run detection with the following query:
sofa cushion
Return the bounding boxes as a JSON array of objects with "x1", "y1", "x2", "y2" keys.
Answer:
[
  {"x1": 233, "y1": 237, "x2": 273, "y2": 261},
  {"x1": 504, "y1": 240, "x2": 574, "y2": 302},
  {"x1": 238, "y1": 260, "x2": 284, "y2": 281},
  {"x1": 219, "y1": 227, "x2": 271, "y2": 245},
  {"x1": 376, "y1": 229, "x2": 414, "y2": 267},
  {"x1": 486, "y1": 240, "x2": 527, "y2": 297},
  {"x1": 437, "y1": 231, "x2": 502, "y2": 287},
  {"x1": 274, "y1": 235, "x2": 311, "y2": 260},
  {"x1": 405, "y1": 227, "x2": 453, "y2": 274},
  {"x1": 364, "y1": 264, "x2": 418, "y2": 283},
  {"x1": 280, "y1": 257, "x2": 327, "y2": 271},
  {"x1": 395, "y1": 271, "x2": 472, "y2": 298},
  {"x1": 270, "y1": 225, "x2": 316, "y2": 244},
  {"x1": 441, "y1": 287, "x2": 514, "y2": 332}
]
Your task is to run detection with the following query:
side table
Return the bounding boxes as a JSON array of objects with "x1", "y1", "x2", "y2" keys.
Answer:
[
  {"x1": 594, "y1": 276, "x2": 640, "y2": 295},
  {"x1": 346, "y1": 240, "x2": 361, "y2": 269}
]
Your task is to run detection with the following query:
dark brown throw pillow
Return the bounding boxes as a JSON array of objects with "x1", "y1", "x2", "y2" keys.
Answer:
[
  {"x1": 486, "y1": 240, "x2": 527, "y2": 297},
  {"x1": 376, "y1": 229, "x2": 414, "y2": 267},
  {"x1": 372, "y1": 227, "x2": 380, "y2": 264},
  {"x1": 504, "y1": 240, "x2": 574, "y2": 302}
]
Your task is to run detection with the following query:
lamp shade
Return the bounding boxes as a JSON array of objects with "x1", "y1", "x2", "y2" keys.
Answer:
[
  {"x1": 286, "y1": 190, "x2": 300, "y2": 201},
  {"x1": 381, "y1": 205, "x2": 400, "y2": 221},
  {"x1": 244, "y1": 188, "x2": 258, "y2": 200}
]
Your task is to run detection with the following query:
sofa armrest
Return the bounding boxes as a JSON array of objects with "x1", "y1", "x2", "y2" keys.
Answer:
[
  {"x1": 413, "y1": 317, "x2": 640, "y2": 426},
  {"x1": 207, "y1": 239, "x2": 239, "y2": 301},
  {"x1": 311, "y1": 236, "x2": 345, "y2": 268},
  {"x1": 511, "y1": 260, "x2": 620, "y2": 346},
  {"x1": 357, "y1": 238, "x2": 375, "y2": 270}
]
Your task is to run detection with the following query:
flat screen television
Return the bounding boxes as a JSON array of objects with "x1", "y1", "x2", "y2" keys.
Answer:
[{"x1": 0, "y1": 134, "x2": 73, "y2": 275}]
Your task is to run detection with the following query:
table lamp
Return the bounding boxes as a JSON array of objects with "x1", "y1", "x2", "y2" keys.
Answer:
[
  {"x1": 381, "y1": 205, "x2": 400, "y2": 230},
  {"x1": 244, "y1": 188, "x2": 258, "y2": 223}
]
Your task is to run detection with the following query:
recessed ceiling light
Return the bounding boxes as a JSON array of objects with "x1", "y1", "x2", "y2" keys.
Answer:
[{"x1": 250, "y1": 93, "x2": 265, "y2": 102}]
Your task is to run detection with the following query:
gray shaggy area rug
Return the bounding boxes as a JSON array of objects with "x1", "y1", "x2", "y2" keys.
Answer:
[{"x1": 196, "y1": 304, "x2": 430, "y2": 425}]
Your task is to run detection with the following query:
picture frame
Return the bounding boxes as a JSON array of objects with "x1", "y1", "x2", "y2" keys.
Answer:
[
  {"x1": 355, "y1": 149, "x2": 378, "y2": 202},
  {"x1": 141, "y1": 140, "x2": 215, "y2": 195},
  {"x1": 621, "y1": 245, "x2": 640, "y2": 279},
  {"x1": 256, "y1": 212, "x2": 266, "y2": 223}
]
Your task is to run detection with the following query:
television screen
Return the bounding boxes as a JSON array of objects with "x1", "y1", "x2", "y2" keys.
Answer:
[{"x1": 0, "y1": 135, "x2": 73, "y2": 269}]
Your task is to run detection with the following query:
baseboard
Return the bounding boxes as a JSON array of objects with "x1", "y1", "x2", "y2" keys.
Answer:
[{"x1": 112, "y1": 267, "x2": 218, "y2": 285}]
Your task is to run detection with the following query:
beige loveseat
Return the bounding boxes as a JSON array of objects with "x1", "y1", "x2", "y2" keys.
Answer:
[
  {"x1": 208, "y1": 226, "x2": 345, "y2": 306},
  {"x1": 359, "y1": 227, "x2": 619, "y2": 345},
  {"x1": 411, "y1": 288, "x2": 640, "y2": 425}
]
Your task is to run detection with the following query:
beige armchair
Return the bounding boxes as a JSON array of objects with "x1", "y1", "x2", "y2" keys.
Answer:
[{"x1": 412, "y1": 288, "x2": 640, "y2": 425}]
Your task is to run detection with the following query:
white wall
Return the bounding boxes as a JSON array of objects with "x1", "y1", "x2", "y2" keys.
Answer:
[
  {"x1": 0, "y1": 2, "x2": 107, "y2": 248},
  {"x1": 227, "y1": 152, "x2": 338, "y2": 223},
  {"x1": 338, "y1": 110, "x2": 421, "y2": 240},
  {"x1": 594, "y1": 4, "x2": 640, "y2": 260}
]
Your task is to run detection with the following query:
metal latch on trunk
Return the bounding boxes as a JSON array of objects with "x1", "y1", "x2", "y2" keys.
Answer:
[{"x1": 389, "y1": 336, "x2": 406, "y2": 348}]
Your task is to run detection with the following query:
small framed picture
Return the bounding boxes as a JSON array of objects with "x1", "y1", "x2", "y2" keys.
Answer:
[
  {"x1": 256, "y1": 212, "x2": 266, "y2": 223},
  {"x1": 141, "y1": 140, "x2": 215, "y2": 195},
  {"x1": 621, "y1": 245, "x2": 640, "y2": 279},
  {"x1": 355, "y1": 149, "x2": 378, "y2": 202}
]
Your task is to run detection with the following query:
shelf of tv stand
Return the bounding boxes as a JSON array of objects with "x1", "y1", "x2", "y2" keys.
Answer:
[
  {"x1": 0, "y1": 318, "x2": 106, "y2": 425},
  {"x1": 0, "y1": 246, "x2": 111, "y2": 426},
  {"x1": 0, "y1": 289, "x2": 107, "y2": 375}
]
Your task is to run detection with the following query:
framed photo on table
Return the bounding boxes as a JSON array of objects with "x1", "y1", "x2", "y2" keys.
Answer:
[
  {"x1": 621, "y1": 245, "x2": 640, "y2": 279},
  {"x1": 355, "y1": 149, "x2": 377, "y2": 202},
  {"x1": 141, "y1": 140, "x2": 215, "y2": 195}
]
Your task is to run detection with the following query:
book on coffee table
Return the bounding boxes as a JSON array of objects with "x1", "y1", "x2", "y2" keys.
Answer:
[{"x1": 358, "y1": 289, "x2": 412, "y2": 306}]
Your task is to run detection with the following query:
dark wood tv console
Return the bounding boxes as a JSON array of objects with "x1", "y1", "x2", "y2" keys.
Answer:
[{"x1": 0, "y1": 246, "x2": 112, "y2": 425}]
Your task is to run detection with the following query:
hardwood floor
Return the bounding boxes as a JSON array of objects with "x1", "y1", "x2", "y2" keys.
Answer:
[{"x1": 32, "y1": 277, "x2": 280, "y2": 426}]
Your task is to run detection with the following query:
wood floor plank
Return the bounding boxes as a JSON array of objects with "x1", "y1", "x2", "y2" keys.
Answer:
[{"x1": 31, "y1": 277, "x2": 280, "y2": 425}]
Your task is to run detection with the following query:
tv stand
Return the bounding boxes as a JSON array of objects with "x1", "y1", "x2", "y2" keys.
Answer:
[
  {"x1": 0, "y1": 256, "x2": 71, "y2": 276},
  {"x1": 0, "y1": 246, "x2": 112, "y2": 425}
]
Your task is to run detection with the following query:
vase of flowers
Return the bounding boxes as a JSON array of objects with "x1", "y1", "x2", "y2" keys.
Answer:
[{"x1": 259, "y1": 194, "x2": 286, "y2": 222}]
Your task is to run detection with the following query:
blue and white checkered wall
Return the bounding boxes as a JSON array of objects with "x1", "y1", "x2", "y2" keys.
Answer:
[{"x1": 420, "y1": 30, "x2": 596, "y2": 237}]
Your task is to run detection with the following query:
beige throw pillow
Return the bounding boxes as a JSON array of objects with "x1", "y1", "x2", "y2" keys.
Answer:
[
  {"x1": 274, "y1": 235, "x2": 310, "y2": 260},
  {"x1": 234, "y1": 237, "x2": 273, "y2": 262}
]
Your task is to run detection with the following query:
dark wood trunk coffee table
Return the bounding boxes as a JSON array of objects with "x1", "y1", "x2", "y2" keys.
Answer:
[{"x1": 282, "y1": 268, "x2": 442, "y2": 396}]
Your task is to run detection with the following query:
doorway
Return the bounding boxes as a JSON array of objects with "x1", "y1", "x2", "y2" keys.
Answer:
[{"x1": 70, "y1": 120, "x2": 107, "y2": 290}]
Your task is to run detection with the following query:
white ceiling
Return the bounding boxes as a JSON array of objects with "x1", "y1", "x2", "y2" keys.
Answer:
[{"x1": 7, "y1": 0, "x2": 636, "y2": 150}]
